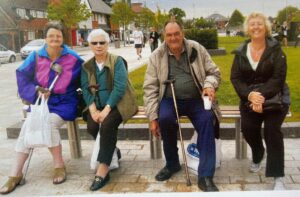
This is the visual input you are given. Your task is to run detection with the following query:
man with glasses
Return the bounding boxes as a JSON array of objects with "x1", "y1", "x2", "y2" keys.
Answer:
[{"x1": 143, "y1": 20, "x2": 221, "y2": 192}]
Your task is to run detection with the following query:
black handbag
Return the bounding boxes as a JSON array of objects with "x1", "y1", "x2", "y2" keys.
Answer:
[
  {"x1": 247, "y1": 83, "x2": 284, "y2": 112},
  {"x1": 262, "y1": 92, "x2": 283, "y2": 111}
]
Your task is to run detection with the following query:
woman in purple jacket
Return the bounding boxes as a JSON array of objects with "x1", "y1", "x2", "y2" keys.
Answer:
[{"x1": 0, "y1": 22, "x2": 83, "y2": 194}]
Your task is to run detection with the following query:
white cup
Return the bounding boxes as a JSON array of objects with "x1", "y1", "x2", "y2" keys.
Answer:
[{"x1": 202, "y1": 95, "x2": 212, "y2": 110}]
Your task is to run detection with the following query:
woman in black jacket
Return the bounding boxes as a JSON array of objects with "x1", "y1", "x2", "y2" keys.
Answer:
[{"x1": 230, "y1": 12, "x2": 290, "y2": 190}]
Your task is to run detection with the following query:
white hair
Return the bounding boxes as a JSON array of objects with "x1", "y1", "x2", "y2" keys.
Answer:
[{"x1": 87, "y1": 29, "x2": 110, "y2": 43}]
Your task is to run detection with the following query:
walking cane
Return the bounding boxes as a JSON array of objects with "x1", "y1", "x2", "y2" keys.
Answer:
[
  {"x1": 20, "y1": 63, "x2": 63, "y2": 184},
  {"x1": 164, "y1": 79, "x2": 192, "y2": 186}
]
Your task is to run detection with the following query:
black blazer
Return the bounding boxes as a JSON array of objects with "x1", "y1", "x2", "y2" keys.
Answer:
[{"x1": 230, "y1": 37, "x2": 289, "y2": 110}]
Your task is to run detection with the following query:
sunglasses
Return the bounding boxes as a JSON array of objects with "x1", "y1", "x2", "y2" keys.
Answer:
[{"x1": 91, "y1": 41, "x2": 106, "y2": 45}]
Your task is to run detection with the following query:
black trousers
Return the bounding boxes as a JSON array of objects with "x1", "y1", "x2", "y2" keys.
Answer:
[
  {"x1": 86, "y1": 108, "x2": 123, "y2": 165},
  {"x1": 240, "y1": 105, "x2": 289, "y2": 177}
]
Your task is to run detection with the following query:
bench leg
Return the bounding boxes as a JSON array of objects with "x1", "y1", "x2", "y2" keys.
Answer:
[
  {"x1": 66, "y1": 121, "x2": 82, "y2": 159},
  {"x1": 235, "y1": 118, "x2": 247, "y2": 159},
  {"x1": 149, "y1": 123, "x2": 162, "y2": 159}
]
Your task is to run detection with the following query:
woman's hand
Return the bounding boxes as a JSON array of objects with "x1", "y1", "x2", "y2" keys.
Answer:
[
  {"x1": 98, "y1": 105, "x2": 111, "y2": 123},
  {"x1": 90, "y1": 110, "x2": 101, "y2": 123},
  {"x1": 248, "y1": 91, "x2": 265, "y2": 105},
  {"x1": 250, "y1": 103, "x2": 263, "y2": 113},
  {"x1": 248, "y1": 91, "x2": 265, "y2": 113},
  {"x1": 38, "y1": 89, "x2": 51, "y2": 100}
]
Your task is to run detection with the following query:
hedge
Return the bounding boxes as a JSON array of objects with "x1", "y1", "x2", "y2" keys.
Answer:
[{"x1": 184, "y1": 28, "x2": 218, "y2": 49}]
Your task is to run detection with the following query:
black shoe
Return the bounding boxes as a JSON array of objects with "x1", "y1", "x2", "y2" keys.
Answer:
[
  {"x1": 116, "y1": 147, "x2": 121, "y2": 160},
  {"x1": 198, "y1": 177, "x2": 219, "y2": 192},
  {"x1": 155, "y1": 165, "x2": 181, "y2": 181},
  {"x1": 90, "y1": 173, "x2": 110, "y2": 191}
]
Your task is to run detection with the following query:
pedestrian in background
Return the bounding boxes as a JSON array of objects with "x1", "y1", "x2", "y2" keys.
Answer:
[
  {"x1": 132, "y1": 26, "x2": 144, "y2": 60},
  {"x1": 149, "y1": 27, "x2": 160, "y2": 52},
  {"x1": 231, "y1": 12, "x2": 291, "y2": 190},
  {"x1": 281, "y1": 21, "x2": 288, "y2": 47},
  {"x1": 143, "y1": 20, "x2": 221, "y2": 192},
  {"x1": 0, "y1": 21, "x2": 83, "y2": 194}
]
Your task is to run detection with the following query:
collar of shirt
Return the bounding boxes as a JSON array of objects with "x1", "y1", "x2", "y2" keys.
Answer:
[{"x1": 167, "y1": 46, "x2": 186, "y2": 56}]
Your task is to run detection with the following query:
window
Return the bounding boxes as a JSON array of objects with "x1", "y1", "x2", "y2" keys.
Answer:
[
  {"x1": 36, "y1": 11, "x2": 45, "y2": 18},
  {"x1": 28, "y1": 31, "x2": 35, "y2": 40},
  {"x1": 30, "y1": 10, "x2": 36, "y2": 18},
  {"x1": 16, "y1": 8, "x2": 26, "y2": 19}
]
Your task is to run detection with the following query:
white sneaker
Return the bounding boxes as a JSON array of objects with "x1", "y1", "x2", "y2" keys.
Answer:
[
  {"x1": 249, "y1": 161, "x2": 262, "y2": 173},
  {"x1": 273, "y1": 177, "x2": 286, "y2": 190}
]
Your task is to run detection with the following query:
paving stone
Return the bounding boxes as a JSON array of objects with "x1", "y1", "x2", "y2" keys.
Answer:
[
  {"x1": 230, "y1": 175, "x2": 261, "y2": 184},
  {"x1": 291, "y1": 175, "x2": 300, "y2": 183},
  {"x1": 112, "y1": 183, "x2": 147, "y2": 192},
  {"x1": 145, "y1": 183, "x2": 177, "y2": 192},
  {"x1": 176, "y1": 183, "x2": 199, "y2": 192}
]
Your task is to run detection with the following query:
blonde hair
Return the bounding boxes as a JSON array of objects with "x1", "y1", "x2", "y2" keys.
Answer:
[{"x1": 243, "y1": 12, "x2": 272, "y2": 37}]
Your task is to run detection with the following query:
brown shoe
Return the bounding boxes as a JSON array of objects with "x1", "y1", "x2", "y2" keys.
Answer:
[
  {"x1": 53, "y1": 167, "x2": 66, "y2": 184},
  {"x1": 0, "y1": 176, "x2": 23, "y2": 194}
]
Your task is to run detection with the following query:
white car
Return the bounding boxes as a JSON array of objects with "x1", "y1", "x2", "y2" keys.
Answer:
[
  {"x1": 0, "y1": 44, "x2": 16, "y2": 64},
  {"x1": 20, "y1": 39, "x2": 45, "y2": 59}
]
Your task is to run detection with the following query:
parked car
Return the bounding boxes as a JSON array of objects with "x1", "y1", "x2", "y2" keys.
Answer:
[
  {"x1": 20, "y1": 39, "x2": 45, "y2": 59},
  {"x1": 0, "y1": 44, "x2": 16, "y2": 64}
]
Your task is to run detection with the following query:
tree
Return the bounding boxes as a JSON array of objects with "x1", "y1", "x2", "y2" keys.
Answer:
[
  {"x1": 168, "y1": 7, "x2": 186, "y2": 23},
  {"x1": 276, "y1": 6, "x2": 300, "y2": 24},
  {"x1": 183, "y1": 19, "x2": 194, "y2": 29},
  {"x1": 153, "y1": 7, "x2": 170, "y2": 36},
  {"x1": 228, "y1": 9, "x2": 244, "y2": 28},
  {"x1": 134, "y1": 7, "x2": 155, "y2": 29},
  {"x1": 47, "y1": 0, "x2": 92, "y2": 46},
  {"x1": 194, "y1": 17, "x2": 215, "y2": 29},
  {"x1": 291, "y1": 11, "x2": 300, "y2": 22},
  {"x1": 111, "y1": 2, "x2": 135, "y2": 46}
]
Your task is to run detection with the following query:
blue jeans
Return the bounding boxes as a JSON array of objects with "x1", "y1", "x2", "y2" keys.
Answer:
[{"x1": 158, "y1": 98, "x2": 216, "y2": 177}]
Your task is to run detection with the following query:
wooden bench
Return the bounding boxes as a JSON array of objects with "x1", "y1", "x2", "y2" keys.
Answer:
[{"x1": 67, "y1": 106, "x2": 291, "y2": 160}]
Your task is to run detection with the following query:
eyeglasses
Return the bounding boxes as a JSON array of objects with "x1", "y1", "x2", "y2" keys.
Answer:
[{"x1": 91, "y1": 41, "x2": 106, "y2": 45}]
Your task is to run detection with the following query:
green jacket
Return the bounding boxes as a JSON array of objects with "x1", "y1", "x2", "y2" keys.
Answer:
[{"x1": 81, "y1": 53, "x2": 138, "y2": 122}]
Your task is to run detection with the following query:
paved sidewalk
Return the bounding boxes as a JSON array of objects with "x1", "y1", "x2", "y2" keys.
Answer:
[
  {"x1": 76, "y1": 42, "x2": 151, "y2": 72},
  {"x1": 1, "y1": 128, "x2": 300, "y2": 196}
]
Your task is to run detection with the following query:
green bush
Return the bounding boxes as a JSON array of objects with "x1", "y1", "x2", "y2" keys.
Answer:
[{"x1": 184, "y1": 28, "x2": 218, "y2": 49}]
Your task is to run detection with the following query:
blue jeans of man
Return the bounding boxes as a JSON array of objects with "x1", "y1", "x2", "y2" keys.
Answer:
[{"x1": 158, "y1": 98, "x2": 216, "y2": 177}]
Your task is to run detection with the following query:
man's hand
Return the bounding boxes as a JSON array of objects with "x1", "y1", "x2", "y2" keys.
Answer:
[
  {"x1": 203, "y1": 87, "x2": 216, "y2": 101},
  {"x1": 150, "y1": 120, "x2": 161, "y2": 138}
]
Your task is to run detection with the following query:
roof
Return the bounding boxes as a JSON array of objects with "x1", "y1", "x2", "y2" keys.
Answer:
[
  {"x1": 88, "y1": 0, "x2": 112, "y2": 15},
  {"x1": 0, "y1": 0, "x2": 47, "y2": 20},
  {"x1": 0, "y1": 0, "x2": 48, "y2": 11},
  {"x1": 206, "y1": 13, "x2": 228, "y2": 22},
  {"x1": 131, "y1": 2, "x2": 143, "y2": 13}
]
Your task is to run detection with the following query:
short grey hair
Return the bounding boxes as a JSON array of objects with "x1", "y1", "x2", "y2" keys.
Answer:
[
  {"x1": 87, "y1": 29, "x2": 110, "y2": 43},
  {"x1": 244, "y1": 12, "x2": 272, "y2": 37}
]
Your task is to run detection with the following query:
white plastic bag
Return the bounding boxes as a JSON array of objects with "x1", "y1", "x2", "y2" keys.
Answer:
[
  {"x1": 186, "y1": 131, "x2": 222, "y2": 175},
  {"x1": 23, "y1": 95, "x2": 52, "y2": 148},
  {"x1": 90, "y1": 132, "x2": 119, "y2": 171}
]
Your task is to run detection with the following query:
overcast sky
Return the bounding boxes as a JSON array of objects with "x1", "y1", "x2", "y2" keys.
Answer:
[{"x1": 131, "y1": 0, "x2": 300, "y2": 18}]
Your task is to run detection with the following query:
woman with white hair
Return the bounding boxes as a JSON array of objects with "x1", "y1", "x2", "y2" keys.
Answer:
[
  {"x1": 81, "y1": 29, "x2": 137, "y2": 191},
  {"x1": 231, "y1": 12, "x2": 290, "y2": 190}
]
